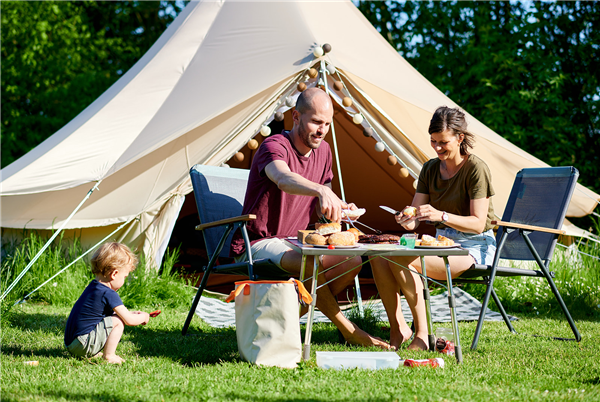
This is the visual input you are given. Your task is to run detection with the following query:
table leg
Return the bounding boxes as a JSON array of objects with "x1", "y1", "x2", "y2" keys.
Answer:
[
  {"x1": 442, "y1": 256, "x2": 463, "y2": 364},
  {"x1": 302, "y1": 256, "x2": 319, "y2": 361},
  {"x1": 299, "y1": 255, "x2": 307, "y2": 316},
  {"x1": 420, "y1": 256, "x2": 435, "y2": 352}
]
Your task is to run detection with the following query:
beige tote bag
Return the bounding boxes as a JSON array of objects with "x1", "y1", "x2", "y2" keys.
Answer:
[{"x1": 226, "y1": 279, "x2": 312, "y2": 368}]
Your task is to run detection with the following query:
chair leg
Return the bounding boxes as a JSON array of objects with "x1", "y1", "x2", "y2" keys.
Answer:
[
  {"x1": 471, "y1": 230, "x2": 508, "y2": 350},
  {"x1": 490, "y1": 287, "x2": 517, "y2": 334},
  {"x1": 542, "y1": 272, "x2": 582, "y2": 341},
  {"x1": 182, "y1": 269, "x2": 212, "y2": 336},
  {"x1": 521, "y1": 233, "x2": 582, "y2": 342}
]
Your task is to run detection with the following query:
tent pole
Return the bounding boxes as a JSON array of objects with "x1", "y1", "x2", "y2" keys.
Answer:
[
  {"x1": 321, "y1": 61, "x2": 364, "y2": 315},
  {"x1": 15, "y1": 216, "x2": 135, "y2": 305},
  {"x1": 1, "y1": 181, "x2": 102, "y2": 302}
]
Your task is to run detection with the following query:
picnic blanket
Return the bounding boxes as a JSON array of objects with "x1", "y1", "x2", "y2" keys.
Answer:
[{"x1": 194, "y1": 288, "x2": 517, "y2": 328}]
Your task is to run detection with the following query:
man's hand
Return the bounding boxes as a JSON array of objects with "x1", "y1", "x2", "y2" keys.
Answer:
[{"x1": 318, "y1": 185, "x2": 351, "y2": 223}]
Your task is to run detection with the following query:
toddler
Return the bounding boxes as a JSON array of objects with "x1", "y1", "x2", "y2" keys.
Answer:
[{"x1": 64, "y1": 242, "x2": 150, "y2": 364}]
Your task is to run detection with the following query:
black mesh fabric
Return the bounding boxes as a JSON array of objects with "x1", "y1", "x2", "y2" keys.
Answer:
[{"x1": 498, "y1": 167, "x2": 578, "y2": 261}]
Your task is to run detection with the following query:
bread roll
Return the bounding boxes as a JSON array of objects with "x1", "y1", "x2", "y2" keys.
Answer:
[
  {"x1": 305, "y1": 233, "x2": 327, "y2": 246},
  {"x1": 342, "y1": 208, "x2": 366, "y2": 219},
  {"x1": 315, "y1": 222, "x2": 341, "y2": 235},
  {"x1": 403, "y1": 207, "x2": 417, "y2": 217},
  {"x1": 327, "y1": 231, "x2": 356, "y2": 246},
  {"x1": 437, "y1": 235, "x2": 454, "y2": 246},
  {"x1": 420, "y1": 234, "x2": 436, "y2": 246},
  {"x1": 347, "y1": 227, "x2": 363, "y2": 242}
]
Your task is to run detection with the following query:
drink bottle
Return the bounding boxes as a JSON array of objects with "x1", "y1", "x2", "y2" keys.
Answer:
[{"x1": 403, "y1": 358, "x2": 445, "y2": 368}]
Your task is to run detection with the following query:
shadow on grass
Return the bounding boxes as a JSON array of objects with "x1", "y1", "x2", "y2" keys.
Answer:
[
  {"x1": 128, "y1": 321, "x2": 350, "y2": 366},
  {"x1": 6, "y1": 310, "x2": 67, "y2": 333},
  {"x1": 2, "y1": 344, "x2": 69, "y2": 359}
]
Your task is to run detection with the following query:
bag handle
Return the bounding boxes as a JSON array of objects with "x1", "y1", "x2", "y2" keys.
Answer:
[
  {"x1": 225, "y1": 283, "x2": 248, "y2": 303},
  {"x1": 225, "y1": 280, "x2": 313, "y2": 305},
  {"x1": 293, "y1": 279, "x2": 313, "y2": 305}
]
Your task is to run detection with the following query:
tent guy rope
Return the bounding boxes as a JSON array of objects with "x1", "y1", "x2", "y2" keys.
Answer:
[
  {"x1": 1, "y1": 181, "x2": 102, "y2": 302},
  {"x1": 15, "y1": 216, "x2": 136, "y2": 305}
]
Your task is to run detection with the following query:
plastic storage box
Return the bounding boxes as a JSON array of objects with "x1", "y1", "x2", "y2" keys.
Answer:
[{"x1": 316, "y1": 351, "x2": 400, "y2": 370}]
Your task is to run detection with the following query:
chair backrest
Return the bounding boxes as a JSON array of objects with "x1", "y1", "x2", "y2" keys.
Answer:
[
  {"x1": 189, "y1": 164, "x2": 249, "y2": 259},
  {"x1": 498, "y1": 166, "x2": 578, "y2": 261}
]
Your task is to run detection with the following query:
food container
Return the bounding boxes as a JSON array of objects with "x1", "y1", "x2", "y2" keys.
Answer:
[
  {"x1": 400, "y1": 234, "x2": 417, "y2": 248},
  {"x1": 316, "y1": 351, "x2": 400, "y2": 370}
]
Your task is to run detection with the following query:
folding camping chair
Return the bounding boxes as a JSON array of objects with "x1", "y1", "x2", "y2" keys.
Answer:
[
  {"x1": 453, "y1": 166, "x2": 582, "y2": 349},
  {"x1": 181, "y1": 164, "x2": 290, "y2": 336}
]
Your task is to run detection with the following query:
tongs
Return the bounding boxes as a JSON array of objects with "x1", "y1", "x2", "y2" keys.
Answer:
[{"x1": 342, "y1": 210, "x2": 382, "y2": 234}]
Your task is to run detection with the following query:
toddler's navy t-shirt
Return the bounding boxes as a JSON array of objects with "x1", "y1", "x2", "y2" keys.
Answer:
[{"x1": 64, "y1": 280, "x2": 123, "y2": 346}]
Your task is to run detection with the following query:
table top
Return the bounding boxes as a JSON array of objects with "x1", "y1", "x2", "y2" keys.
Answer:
[{"x1": 284, "y1": 238, "x2": 470, "y2": 257}]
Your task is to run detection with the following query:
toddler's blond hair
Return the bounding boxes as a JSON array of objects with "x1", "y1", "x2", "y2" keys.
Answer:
[{"x1": 91, "y1": 242, "x2": 138, "y2": 277}]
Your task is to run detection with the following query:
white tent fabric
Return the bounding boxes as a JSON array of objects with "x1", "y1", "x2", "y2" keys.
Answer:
[{"x1": 2, "y1": 0, "x2": 598, "y2": 266}]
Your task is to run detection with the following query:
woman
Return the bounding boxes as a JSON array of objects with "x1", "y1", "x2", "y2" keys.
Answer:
[{"x1": 372, "y1": 106, "x2": 497, "y2": 351}]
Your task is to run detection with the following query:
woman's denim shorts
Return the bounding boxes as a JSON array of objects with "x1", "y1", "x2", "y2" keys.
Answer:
[{"x1": 436, "y1": 227, "x2": 497, "y2": 266}]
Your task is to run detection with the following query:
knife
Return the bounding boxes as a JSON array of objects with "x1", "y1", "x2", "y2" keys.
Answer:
[{"x1": 380, "y1": 205, "x2": 401, "y2": 216}]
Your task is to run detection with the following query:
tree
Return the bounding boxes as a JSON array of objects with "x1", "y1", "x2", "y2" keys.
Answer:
[
  {"x1": 357, "y1": 1, "x2": 600, "y2": 209},
  {"x1": 1, "y1": 1, "x2": 185, "y2": 168}
]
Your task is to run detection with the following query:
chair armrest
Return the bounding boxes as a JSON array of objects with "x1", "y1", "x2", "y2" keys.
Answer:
[
  {"x1": 492, "y1": 220, "x2": 565, "y2": 235},
  {"x1": 195, "y1": 214, "x2": 256, "y2": 231}
]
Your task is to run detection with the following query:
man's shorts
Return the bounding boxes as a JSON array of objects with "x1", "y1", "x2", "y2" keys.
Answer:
[
  {"x1": 66, "y1": 316, "x2": 113, "y2": 357},
  {"x1": 234, "y1": 238, "x2": 294, "y2": 275}
]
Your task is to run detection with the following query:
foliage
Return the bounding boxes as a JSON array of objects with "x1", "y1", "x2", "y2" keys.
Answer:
[
  {"x1": 1, "y1": 1, "x2": 186, "y2": 168},
  {"x1": 357, "y1": 0, "x2": 600, "y2": 228}
]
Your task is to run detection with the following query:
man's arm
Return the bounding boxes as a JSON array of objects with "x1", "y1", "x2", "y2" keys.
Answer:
[{"x1": 264, "y1": 160, "x2": 346, "y2": 222}]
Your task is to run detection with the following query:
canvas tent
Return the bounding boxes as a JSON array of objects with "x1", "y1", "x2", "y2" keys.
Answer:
[{"x1": 2, "y1": 0, "x2": 599, "y2": 269}]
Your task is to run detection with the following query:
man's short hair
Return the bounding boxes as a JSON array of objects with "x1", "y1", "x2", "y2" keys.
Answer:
[
  {"x1": 91, "y1": 242, "x2": 138, "y2": 277},
  {"x1": 295, "y1": 88, "x2": 328, "y2": 114}
]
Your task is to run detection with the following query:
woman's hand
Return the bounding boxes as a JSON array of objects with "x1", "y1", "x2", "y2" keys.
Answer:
[
  {"x1": 396, "y1": 206, "x2": 418, "y2": 229},
  {"x1": 415, "y1": 204, "x2": 443, "y2": 222}
]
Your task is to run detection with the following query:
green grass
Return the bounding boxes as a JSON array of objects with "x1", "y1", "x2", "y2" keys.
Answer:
[
  {"x1": 2, "y1": 303, "x2": 599, "y2": 401},
  {"x1": 2, "y1": 229, "x2": 600, "y2": 401}
]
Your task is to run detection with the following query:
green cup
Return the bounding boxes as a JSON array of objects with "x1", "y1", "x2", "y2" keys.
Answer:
[{"x1": 400, "y1": 234, "x2": 417, "y2": 248}]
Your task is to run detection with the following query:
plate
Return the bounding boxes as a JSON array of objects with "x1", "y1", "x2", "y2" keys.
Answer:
[
  {"x1": 308, "y1": 244, "x2": 361, "y2": 249},
  {"x1": 360, "y1": 244, "x2": 405, "y2": 250},
  {"x1": 415, "y1": 243, "x2": 461, "y2": 249}
]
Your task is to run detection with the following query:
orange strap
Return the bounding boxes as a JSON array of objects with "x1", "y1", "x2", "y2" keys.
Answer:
[
  {"x1": 293, "y1": 279, "x2": 313, "y2": 305},
  {"x1": 225, "y1": 283, "x2": 248, "y2": 303},
  {"x1": 224, "y1": 279, "x2": 313, "y2": 305}
]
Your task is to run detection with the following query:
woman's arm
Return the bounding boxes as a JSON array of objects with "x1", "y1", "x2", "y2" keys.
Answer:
[{"x1": 416, "y1": 197, "x2": 490, "y2": 234}]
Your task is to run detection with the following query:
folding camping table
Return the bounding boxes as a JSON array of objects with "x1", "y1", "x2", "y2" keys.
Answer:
[{"x1": 284, "y1": 238, "x2": 470, "y2": 364}]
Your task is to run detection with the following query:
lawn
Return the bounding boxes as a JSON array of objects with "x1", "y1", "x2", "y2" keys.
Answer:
[
  {"x1": 2, "y1": 233, "x2": 600, "y2": 401},
  {"x1": 2, "y1": 302, "x2": 599, "y2": 402}
]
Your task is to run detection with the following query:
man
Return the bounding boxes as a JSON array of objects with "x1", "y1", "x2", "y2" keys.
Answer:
[{"x1": 231, "y1": 87, "x2": 390, "y2": 349}]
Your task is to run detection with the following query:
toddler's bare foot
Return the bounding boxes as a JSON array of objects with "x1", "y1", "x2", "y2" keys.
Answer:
[
  {"x1": 104, "y1": 354, "x2": 125, "y2": 364},
  {"x1": 344, "y1": 323, "x2": 392, "y2": 350},
  {"x1": 407, "y1": 336, "x2": 429, "y2": 351},
  {"x1": 92, "y1": 352, "x2": 103, "y2": 359}
]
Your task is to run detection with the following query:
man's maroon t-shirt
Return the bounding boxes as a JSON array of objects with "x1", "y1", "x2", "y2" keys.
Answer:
[{"x1": 230, "y1": 132, "x2": 333, "y2": 256}]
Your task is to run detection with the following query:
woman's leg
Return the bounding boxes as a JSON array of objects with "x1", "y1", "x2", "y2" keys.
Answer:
[{"x1": 371, "y1": 256, "x2": 418, "y2": 350}]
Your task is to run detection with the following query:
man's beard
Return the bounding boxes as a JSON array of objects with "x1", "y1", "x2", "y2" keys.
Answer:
[{"x1": 298, "y1": 124, "x2": 321, "y2": 150}]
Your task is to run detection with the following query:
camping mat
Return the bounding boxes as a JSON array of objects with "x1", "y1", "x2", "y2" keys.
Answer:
[{"x1": 194, "y1": 288, "x2": 517, "y2": 328}]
